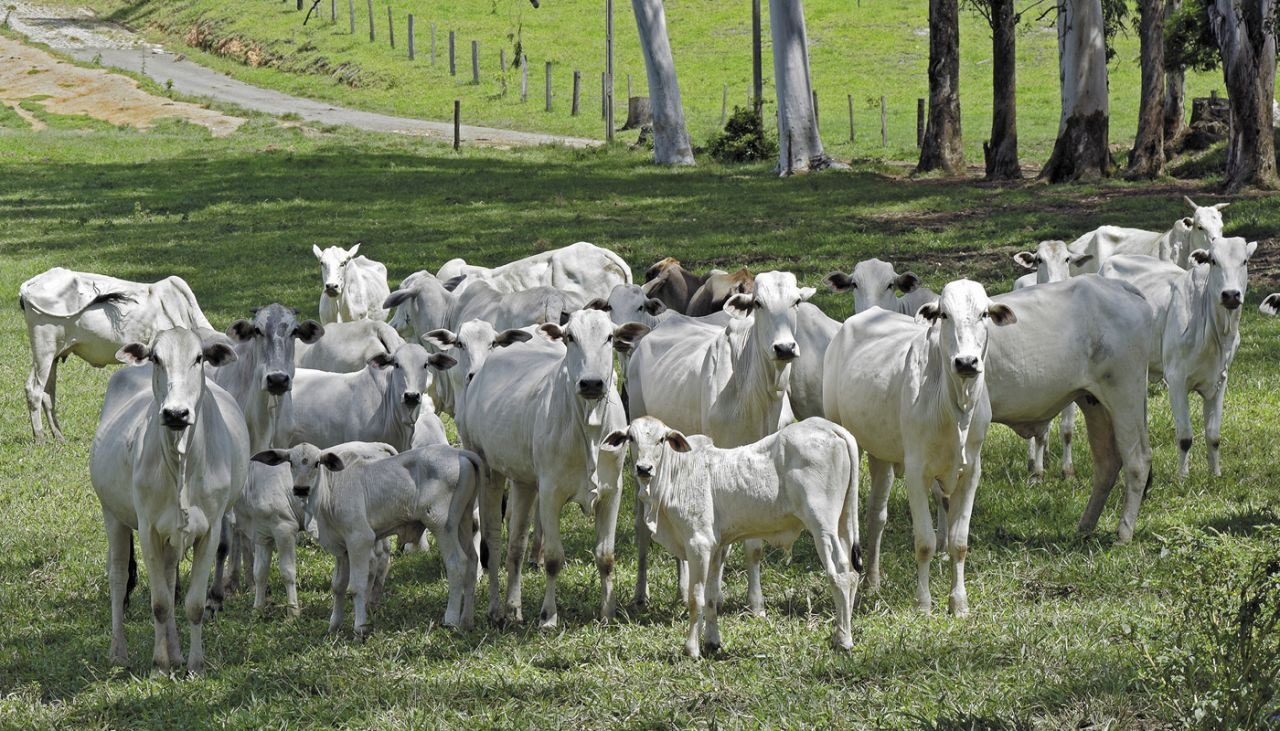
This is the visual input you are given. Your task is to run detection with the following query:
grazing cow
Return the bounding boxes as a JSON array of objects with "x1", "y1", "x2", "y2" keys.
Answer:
[
  {"x1": 687, "y1": 269, "x2": 756, "y2": 317},
  {"x1": 295, "y1": 320, "x2": 404, "y2": 373},
  {"x1": 825, "y1": 280, "x2": 1017, "y2": 615},
  {"x1": 1010, "y1": 241, "x2": 1094, "y2": 478},
  {"x1": 436, "y1": 241, "x2": 633, "y2": 300},
  {"x1": 314, "y1": 244, "x2": 391, "y2": 324},
  {"x1": 19, "y1": 267, "x2": 215, "y2": 442},
  {"x1": 237, "y1": 441, "x2": 397, "y2": 616},
  {"x1": 462, "y1": 309, "x2": 649, "y2": 627},
  {"x1": 1100, "y1": 236, "x2": 1258, "y2": 476},
  {"x1": 292, "y1": 343, "x2": 456, "y2": 453},
  {"x1": 625, "y1": 271, "x2": 814, "y2": 612},
  {"x1": 90, "y1": 328, "x2": 248, "y2": 673},
  {"x1": 823, "y1": 258, "x2": 939, "y2": 317},
  {"x1": 1067, "y1": 197, "x2": 1228, "y2": 274},
  {"x1": 252, "y1": 442, "x2": 483, "y2": 636},
  {"x1": 605, "y1": 416, "x2": 861, "y2": 657},
  {"x1": 1261, "y1": 293, "x2": 1280, "y2": 316}
]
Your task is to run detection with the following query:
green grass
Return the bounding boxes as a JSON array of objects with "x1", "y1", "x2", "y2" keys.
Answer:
[
  {"x1": 55, "y1": 0, "x2": 1273, "y2": 165},
  {"x1": 2, "y1": 118, "x2": 1280, "y2": 728}
]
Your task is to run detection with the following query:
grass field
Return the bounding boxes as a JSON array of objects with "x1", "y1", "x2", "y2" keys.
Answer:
[
  {"x1": 44, "y1": 0, "x2": 1268, "y2": 166},
  {"x1": 3, "y1": 108, "x2": 1280, "y2": 728}
]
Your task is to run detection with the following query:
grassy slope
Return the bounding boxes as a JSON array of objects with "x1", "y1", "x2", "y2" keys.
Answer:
[
  {"x1": 63, "y1": 0, "x2": 1250, "y2": 164},
  {"x1": 2, "y1": 114, "x2": 1280, "y2": 727}
]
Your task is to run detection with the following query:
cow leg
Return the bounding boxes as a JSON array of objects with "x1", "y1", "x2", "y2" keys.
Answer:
[
  {"x1": 24, "y1": 328, "x2": 60, "y2": 442},
  {"x1": 1059, "y1": 403, "x2": 1077, "y2": 478},
  {"x1": 347, "y1": 534, "x2": 376, "y2": 640},
  {"x1": 504, "y1": 481, "x2": 538, "y2": 624},
  {"x1": 703, "y1": 547, "x2": 724, "y2": 653},
  {"x1": 527, "y1": 519, "x2": 543, "y2": 572},
  {"x1": 677, "y1": 557, "x2": 690, "y2": 604},
  {"x1": 1077, "y1": 399, "x2": 1122, "y2": 536},
  {"x1": 43, "y1": 355, "x2": 65, "y2": 441},
  {"x1": 744, "y1": 539, "x2": 766, "y2": 617},
  {"x1": 1167, "y1": 375, "x2": 1195, "y2": 479},
  {"x1": 592, "y1": 480, "x2": 623, "y2": 623},
  {"x1": 864, "y1": 457, "x2": 894, "y2": 596},
  {"x1": 1093, "y1": 387, "x2": 1153, "y2": 544},
  {"x1": 105, "y1": 516, "x2": 132, "y2": 667},
  {"x1": 459, "y1": 506, "x2": 479, "y2": 630},
  {"x1": 684, "y1": 542, "x2": 711, "y2": 658},
  {"x1": 328, "y1": 550, "x2": 350, "y2": 634},
  {"x1": 163, "y1": 545, "x2": 183, "y2": 667},
  {"x1": 276, "y1": 529, "x2": 300, "y2": 617},
  {"x1": 369, "y1": 539, "x2": 392, "y2": 609},
  {"x1": 438, "y1": 521, "x2": 468, "y2": 629},
  {"x1": 811, "y1": 527, "x2": 856, "y2": 650},
  {"x1": 138, "y1": 527, "x2": 175, "y2": 671},
  {"x1": 947, "y1": 458, "x2": 981, "y2": 618},
  {"x1": 633, "y1": 491, "x2": 652, "y2": 607},
  {"x1": 536, "y1": 488, "x2": 565, "y2": 630},
  {"x1": 1026, "y1": 425, "x2": 1048, "y2": 481},
  {"x1": 185, "y1": 527, "x2": 221, "y2": 675},
  {"x1": 1203, "y1": 378, "x2": 1227, "y2": 478},
  {"x1": 208, "y1": 515, "x2": 231, "y2": 613},
  {"x1": 904, "y1": 464, "x2": 935, "y2": 614},
  {"x1": 252, "y1": 534, "x2": 272, "y2": 612},
  {"x1": 480, "y1": 472, "x2": 506, "y2": 624},
  {"x1": 932, "y1": 480, "x2": 948, "y2": 552}
]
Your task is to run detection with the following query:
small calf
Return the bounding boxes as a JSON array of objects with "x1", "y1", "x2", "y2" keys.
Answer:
[
  {"x1": 252, "y1": 442, "x2": 483, "y2": 638},
  {"x1": 604, "y1": 416, "x2": 861, "y2": 658}
]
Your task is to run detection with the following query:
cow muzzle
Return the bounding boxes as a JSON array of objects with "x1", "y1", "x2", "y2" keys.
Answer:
[
  {"x1": 324, "y1": 284, "x2": 340, "y2": 297},
  {"x1": 1221, "y1": 290, "x2": 1243, "y2": 310},
  {"x1": 403, "y1": 391, "x2": 422, "y2": 407},
  {"x1": 952, "y1": 355, "x2": 981, "y2": 378},
  {"x1": 635, "y1": 463, "x2": 653, "y2": 478},
  {"x1": 577, "y1": 377, "x2": 606, "y2": 400},
  {"x1": 293, "y1": 485, "x2": 311, "y2": 498},
  {"x1": 160, "y1": 407, "x2": 191, "y2": 430},
  {"x1": 772, "y1": 342, "x2": 798, "y2": 361},
  {"x1": 265, "y1": 372, "x2": 292, "y2": 395}
]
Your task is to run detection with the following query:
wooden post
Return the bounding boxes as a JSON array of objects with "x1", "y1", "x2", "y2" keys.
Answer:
[
  {"x1": 721, "y1": 84, "x2": 728, "y2": 125},
  {"x1": 813, "y1": 91, "x2": 819, "y2": 129},
  {"x1": 366, "y1": 0, "x2": 373, "y2": 42},
  {"x1": 572, "y1": 70, "x2": 581, "y2": 116},
  {"x1": 471, "y1": 41, "x2": 479, "y2": 84},
  {"x1": 627, "y1": 73, "x2": 632, "y2": 100},
  {"x1": 500, "y1": 49, "x2": 507, "y2": 73},
  {"x1": 348, "y1": 0, "x2": 354, "y2": 34},
  {"x1": 330, "y1": 0, "x2": 336, "y2": 22},
  {"x1": 602, "y1": 72, "x2": 607, "y2": 119},
  {"x1": 449, "y1": 31, "x2": 456, "y2": 76},
  {"x1": 407, "y1": 14, "x2": 415, "y2": 60},
  {"x1": 521, "y1": 55, "x2": 528, "y2": 101},
  {"x1": 430, "y1": 23, "x2": 436, "y2": 65},
  {"x1": 880, "y1": 95, "x2": 887, "y2": 146},
  {"x1": 916, "y1": 97, "x2": 925, "y2": 147},
  {"x1": 297, "y1": 0, "x2": 303, "y2": 11},
  {"x1": 545, "y1": 61, "x2": 553, "y2": 111},
  {"x1": 605, "y1": 0, "x2": 615, "y2": 141},
  {"x1": 751, "y1": 0, "x2": 762, "y2": 111},
  {"x1": 453, "y1": 100, "x2": 460, "y2": 150},
  {"x1": 387, "y1": 6, "x2": 394, "y2": 49},
  {"x1": 847, "y1": 93, "x2": 854, "y2": 143},
  {"x1": 1210, "y1": 89, "x2": 1218, "y2": 102}
]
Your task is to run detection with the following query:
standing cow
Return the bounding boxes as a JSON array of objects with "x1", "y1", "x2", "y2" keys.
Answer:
[
  {"x1": 314, "y1": 244, "x2": 391, "y2": 324},
  {"x1": 1067, "y1": 197, "x2": 1228, "y2": 274}
]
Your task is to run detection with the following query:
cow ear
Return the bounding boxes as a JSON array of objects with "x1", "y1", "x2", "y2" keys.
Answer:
[
  {"x1": 368, "y1": 353, "x2": 396, "y2": 369},
  {"x1": 1190, "y1": 249, "x2": 1212, "y2": 265},
  {"x1": 423, "y1": 328, "x2": 458, "y2": 349},
  {"x1": 1184, "y1": 195, "x2": 1198, "y2": 210},
  {"x1": 915, "y1": 302, "x2": 942, "y2": 324},
  {"x1": 644, "y1": 259, "x2": 673, "y2": 282},
  {"x1": 1070, "y1": 253, "x2": 1094, "y2": 268},
  {"x1": 428, "y1": 353, "x2": 457, "y2": 371},
  {"x1": 612, "y1": 323, "x2": 651, "y2": 353},
  {"x1": 1181, "y1": 217, "x2": 1193, "y2": 227},
  {"x1": 442, "y1": 275, "x2": 466, "y2": 292},
  {"x1": 987, "y1": 303, "x2": 1017, "y2": 326},
  {"x1": 584, "y1": 298, "x2": 611, "y2": 312},
  {"x1": 1246, "y1": 241, "x2": 1258, "y2": 260},
  {"x1": 383, "y1": 290, "x2": 413, "y2": 310},
  {"x1": 116, "y1": 342, "x2": 151, "y2": 366},
  {"x1": 665, "y1": 430, "x2": 692, "y2": 453},
  {"x1": 319, "y1": 452, "x2": 346, "y2": 472},
  {"x1": 1214, "y1": 202, "x2": 1230, "y2": 211},
  {"x1": 251, "y1": 449, "x2": 289, "y2": 466},
  {"x1": 602, "y1": 430, "x2": 630, "y2": 448},
  {"x1": 348, "y1": 242, "x2": 361, "y2": 258},
  {"x1": 797, "y1": 286, "x2": 816, "y2": 302},
  {"x1": 228, "y1": 319, "x2": 255, "y2": 342},
  {"x1": 495, "y1": 329, "x2": 533, "y2": 347},
  {"x1": 643, "y1": 297, "x2": 667, "y2": 315},
  {"x1": 540, "y1": 323, "x2": 566, "y2": 341},
  {"x1": 823, "y1": 272, "x2": 854, "y2": 292},
  {"x1": 1013, "y1": 252, "x2": 1037, "y2": 270},
  {"x1": 642, "y1": 276, "x2": 667, "y2": 296},
  {"x1": 202, "y1": 342, "x2": 238, "y2": 367},
  {"x1": 312, "y1": 245, "x2": 323, "y2": 259},
  {"x1": 1260, "y1": 293, "x2": 1280, "y2": 316},
  {"x1": 724, "y1": 293, "x2": 755, "y2": 318},
  {"x1": 894, "y1": 272, "x2": 921, "y2": 293},
  {"x1": 294, "y1": 321, "x2": 325, "y2": 344}
]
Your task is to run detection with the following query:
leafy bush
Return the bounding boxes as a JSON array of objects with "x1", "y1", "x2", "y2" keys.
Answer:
[{"x1": 706, "y1": 106, "x2": 776, "y2": 164}]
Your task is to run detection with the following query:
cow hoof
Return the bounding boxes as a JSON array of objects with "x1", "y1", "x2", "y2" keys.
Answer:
[
  {"x1": 286, "y1": 606, "x2": 301, "y2": 620},
  {"x1": 831, "y1": 634, "x2": 854, "y2": 651},
  {"x1": 539, "y1": 617, "x2": 557, "y2": 630},
  {"x1": 187, "y1": 660, "x2": 205, "y2": 677},
  {"x1": 703, "y1": 641, "x2": 721, "y2": 655},
  {"x1": 1062, "y1": 467, "x2": 1076, "y2": 479},
  {"x1": 683, "y1": 644, "x2": 701, "y2": 659}
]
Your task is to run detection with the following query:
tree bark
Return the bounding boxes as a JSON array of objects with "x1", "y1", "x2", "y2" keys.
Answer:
[
  {"x1": 770, "y1": 0, "x2": 830, "y2": 175},
  {"x1": 631, "y1": 0, "x2": 694, "y2": 165},
  {"x1": 918, "y1": 0, "x2": 965, "y2": 174},
  {"x1": 1127, "y1": 0, "x2": 1165, "y2": 178},
  {"x1": 1040, "y1": 0, "x2": 1113, "y2": 183},
  {"x1": 984, "y1": 0, "x2": 1021, "y2": 180},
  {"x1": 1162, "y1": 0, "x2": 1187, "y2": 149},
  {"x1": 1207, "y1": 0, "x2": 1278, "y2": 191}
]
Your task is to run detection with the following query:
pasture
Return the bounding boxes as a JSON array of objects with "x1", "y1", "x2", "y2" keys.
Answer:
[{"x1": 2, "y1": 115, "x2": 1280, "y2": 728}]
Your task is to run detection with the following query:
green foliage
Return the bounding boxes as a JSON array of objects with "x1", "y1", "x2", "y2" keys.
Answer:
[
  {"x1": 706, "y1": 105, "x2": 776, "y2": 163},
  {"x1": 1101, "y1": 0, "x2": 1131, "y2": 61},
  {"x1": 1165, "y1": 0, "x2": 1220, "y2": 72}
]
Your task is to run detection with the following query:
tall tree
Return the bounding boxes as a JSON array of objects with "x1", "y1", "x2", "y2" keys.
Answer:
[
  {"x1": 1207, "y1": 0, "x2": 1277, "y2": 191},
  {"x1": 918, "y1": 0, "x2": 966, "y2": 174},
  {"x1": 1163, "y1": 0, "x2": 1187, "y2": 148},
  {"x1": 1040, "y1": 0, "x2": 1113, "y2": 182},
  {"x1": 770, "y1": 0, "x2": 831, "y2": 174},
  {"x1": 632, "y1": 0, "x2": 694, "y2": 165},
  {"x1": 1127, "y1": 0, "x2": 1166, "y2": 178},
  {"x1": 965, "y1": 0, "x2": 1022, "y2": 179}
]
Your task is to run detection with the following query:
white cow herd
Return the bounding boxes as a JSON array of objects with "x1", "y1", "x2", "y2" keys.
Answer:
[{"x1": 16, "y1": 200, "x2": 1272, "y2": 671}]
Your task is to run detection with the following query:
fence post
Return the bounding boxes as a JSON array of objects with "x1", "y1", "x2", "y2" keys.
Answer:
[
  {"x1": 627, "y1": 73, "x2": 632, "y2": 99},
  {"x1": 454, "y1": 100, "x2": 460, "y2": 150},
  {"x1": 721, "y1": 84, "x2": 728, "y2": 126},
  {"x1": 500, "y1": 49, "x2": 507, "y2": 73},
  {"x1": 545, "y1": 61, "x2": 552, "y2": 111},
  {"x1": 330, "y1": 0, "x2": 336, "y2": 22},
  {"x1": 449, "y1": 31, "x2": 456, "y2": 75},
  {"x1": 366, "y1": 0, "x2": 374, "y2": 42},
  {"x1": 847, "y1": 93, "x2": 854, "y2": 143},
  {"x1": 387, "y1": 7, "x2": 394, "y2": 49},
  {"x1": 880, "y1": 95, "x2": 887, "y2": 146},
  {"x1": 602, "y1": 72, "x2": 608, "y2": 119},
  {"x1": 430, "y1": 23, "x2": 436, "y2": 65},
  {"x1": 348, "y1": 0, "x2": 354, "y2": 34},
  {"x1": 521, "y1": 55, "x2": 528, "y2": 101},
  {"x1": 572, "y1": 70, "x2": 581, "y2": 115},
  {"x1": 813, "y1": 91, "x2": 819, "y2": 129},
  {"x1": 916, "y1": 98, "x2": 925, "y2": 147},
  {"x1": 407, "y1": 14, "x2": 415, "y2": 60},
  {"x1": 471, "y1": 41, "x2": 479, "y2": 84}
]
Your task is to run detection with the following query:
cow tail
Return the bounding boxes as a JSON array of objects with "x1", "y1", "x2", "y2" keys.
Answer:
[
  {"x1": 603, "y1": 249, "x2": 633, "y2": 285},
  {"x1": 124, "y1": 535, "x2": 138, "y2": 609},
  {"x1": 836, "y1": 426, "x2": 862, "y2": 574},
  {"x1": 459, "y1": 449, "x2": 487, "y2": 569},
  {"x1": 22, "y1": 290, "x2": 133, "y2": 318}
]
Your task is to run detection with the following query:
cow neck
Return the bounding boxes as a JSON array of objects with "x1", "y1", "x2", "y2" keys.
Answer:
[
  {"x1": 156, "y1": 389, "x2": 207, "y2": 547},
  {"x1": 1191, "y1": 269, "x2": 1240, "y2": 382},
  {"x1": 365, "y1": 366, "x2": 414, "y2": 452},
  {"x1": 924, "y1": 327, "x2": 984, "y2": 469},
  {"x1": 720, "y1": 318, "x2": 791, "y2": 440},
  {"x1": 644, "y1": 444, "x2": 698, "y2": 535},
  {"x1": 552, "y1": 357, "x2": 611, "y2": 491},
  {"x1": 219, "y1": 339, "x2": 289, "y2": 451}
]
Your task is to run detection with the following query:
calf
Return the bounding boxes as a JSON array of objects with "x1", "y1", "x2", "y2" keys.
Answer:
[
  {"x1": 824, "y1": 280, "x2": 1017, "y2": 615},
  {"x1": 314, "y1": 243, "x2": 391, "y2": 324},
  {"x1": 823, "y1": 258, "x2": 938, "y2": 317},
  {"x1": 604, "y1": 416, "x2": 861, "y2": 657},
  {"x1": 295, "y1": 319, "x2": 404, "y2": 373},
  {"x1": 253, "y1": 442, "x2": 483, "y2": 636},
  {"x1": 1100, "y1": 236, "x2": 1258, "y2": 476},
  {"x1": 90, "y1": 328, "x2": 248, "y2": 673}
]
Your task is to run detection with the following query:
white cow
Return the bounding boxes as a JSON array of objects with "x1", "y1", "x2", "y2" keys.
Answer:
[
  {"x1": 604, "y1": 416, "x2": 861, "y2": 657},
  {"x1": 422, "y1": 321, "x2": 534, "y2": 443},
  {"x1": 253, "y1": 442, "x2": 483, "y2": 636},
  {"x1": 292, "y1": 343, "x2": 456, "y2": 453},
  {"x1": 295, "y1": 319, "x2": 404, "y2": 373},
  {"x1": 90, "y1": 328, "x2": 248, "y2": 673},
  {"x1": 19, "y1": 267, "x2": 215, "y2": 442},
  {"x1": 1100, "y1": 236, "x2": 1258, "y2": 477},
  {"x1": 824, "y1": 280, "x2": 1017, "y2": 616},
  {"x1": 462, "y1": 309, "x2": 648, "y2": 627},
  {"x1": 436, "y1": 241, "x2": 632, "y2": 299},
  {"x1": 314, "y1": 243, "x2": 391, "y2": 324},
  {"x1": 1067, "y1": 197, "x2": 1228, "y2": 274},
  {"x1": 823, "y1": 258, "x2": 939, "y2": 317}
]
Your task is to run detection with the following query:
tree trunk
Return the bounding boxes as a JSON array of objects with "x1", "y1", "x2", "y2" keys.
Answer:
[
  {"x1": 1207, "y1": 0, "x2": 1278, "y2": 191},
  {"x1": 984, "y1": 0, "x2": 1021, "y2": 180},
  {"x1": 631, "y1": 0, "x2": 694, "y2": 165},
  {"x1": 770, "y1": 0, "x2": 830, "y2": 175},
  {"x1": 917, "y1": 0, "x2": 965, "y2": 174},
  {"x1": 1127, "y1": 0, "x2": 1165, "y2": 178},
  {"x1": 1040, "y1": 0, "x2": 1112, "y2": 183},
  {"x1": 1162, "y1": 0, "x2": 1187, "y2": 149}
]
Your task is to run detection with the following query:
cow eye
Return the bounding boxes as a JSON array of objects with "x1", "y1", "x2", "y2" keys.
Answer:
[
  {"x1": 979, "y1": 312, "x2": 989, "y2": 319},
  {"x1": 151, "y1": 355, "x2": 163, "y2": 366},
  {"x1": 194, "y1": 355, "x2": 203, "y2": 365},
  {"x1": 939, "y1": 313, "x2": 949, "y2": 320}
]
